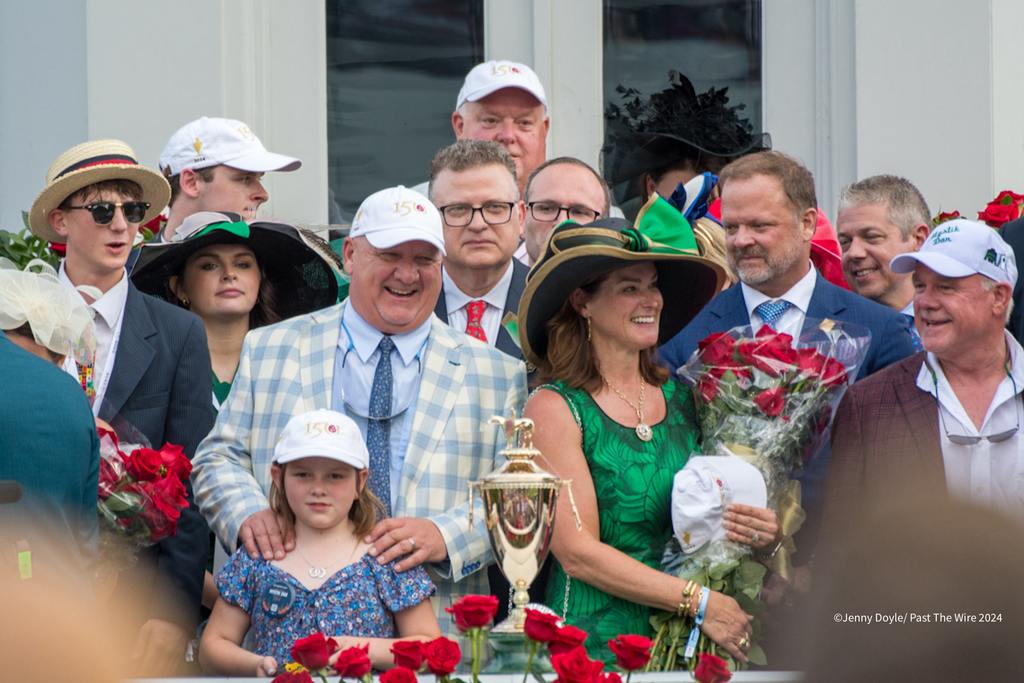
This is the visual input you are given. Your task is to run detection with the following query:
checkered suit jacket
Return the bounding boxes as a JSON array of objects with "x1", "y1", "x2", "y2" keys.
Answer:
[
  {"x1": 191, "y1": 301, "x2": 528, "y2": 621},
  {"x1": 823, "y1": 353, "x2": 946, "y2": 534}
]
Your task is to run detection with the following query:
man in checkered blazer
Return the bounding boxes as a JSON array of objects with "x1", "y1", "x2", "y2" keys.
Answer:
[{"x1": 191, "y1": 186, "x2": 527, "y2": 629}]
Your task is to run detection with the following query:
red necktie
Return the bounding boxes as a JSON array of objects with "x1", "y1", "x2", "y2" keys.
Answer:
[{"x1": 465, "y1": 300, "x2": 488, "y2": 343}]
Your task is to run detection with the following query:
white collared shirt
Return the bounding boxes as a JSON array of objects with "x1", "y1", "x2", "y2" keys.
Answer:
[
  {"x1": 915, "y1": 331, "x2": 1024, "y2": 517},
  {"x1": 741, "y1": 264, "x2": 817, "y2": 336},
  {"x1": 58, "y1": 262, "x2": 129, "y2": 415},
  {"x1": 513, "y1": 241, "x2": 530, "y2": 267},
  {"x1": 441, "y1": 262, "x2": 514, "y2": 346}
]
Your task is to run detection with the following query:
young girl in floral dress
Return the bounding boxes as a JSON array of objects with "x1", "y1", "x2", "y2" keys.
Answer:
[{"x1": 199, "y1": 409, "x2": 440, "y2": 676}]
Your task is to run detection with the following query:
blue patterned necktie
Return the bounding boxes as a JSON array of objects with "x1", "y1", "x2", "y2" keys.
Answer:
[
  {"x1": 903, "y1": 313, "x2": 924, "y2": 352},
  {"x1": 367, "y1": 336, "x2": 394, "y2": 516},
  {"x1": 755, "y1": 299, "x2": 792, "y2": 330}
]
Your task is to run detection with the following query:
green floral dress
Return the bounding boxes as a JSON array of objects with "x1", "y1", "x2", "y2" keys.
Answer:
[{"x1": 541, "y1": 379, "x2": 698, "y2": 662}]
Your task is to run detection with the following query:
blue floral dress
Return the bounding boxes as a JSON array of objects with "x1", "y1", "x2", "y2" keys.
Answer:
[{"x1": 216, "y1": 550, "x2": 435, "y2": 665}]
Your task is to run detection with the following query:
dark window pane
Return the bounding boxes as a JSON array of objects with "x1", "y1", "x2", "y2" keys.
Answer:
[
  {"x1": 603, "y1": 0, "x2": 762, "y2": 211},
  {"x1": 326, "y1": 1, "x2": 483, "y2": 222}
]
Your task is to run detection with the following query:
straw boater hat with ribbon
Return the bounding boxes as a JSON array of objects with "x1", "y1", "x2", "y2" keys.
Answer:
[
  {"x1": 29, "y1": 139, "x2": 171, "y2": 244},
  {"x1": 130, "y1": 211, "x2": 339, "y2": 320},
  {"x1": 518, "y1": 209, "x2": 727, "y2": 367}
]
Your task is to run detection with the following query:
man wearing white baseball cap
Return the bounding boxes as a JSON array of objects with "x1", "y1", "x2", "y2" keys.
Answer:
[
  {"x1": 826, "y1": 218, "x2": 1024, "y2": 527},
  {"x1": 192, "y1": 185, "x2": 527, "y2": 632},
  {"x1": 158, "y1": 116, "x2": 302, "y2": 240},
  {"x1": 412, "y1": 60, "x2": 548, "y2": 199}
]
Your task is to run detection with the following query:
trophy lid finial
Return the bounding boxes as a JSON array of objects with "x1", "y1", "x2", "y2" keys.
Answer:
[{"x1": 489, "y1": 411, "x2": 535, "y2": 450}]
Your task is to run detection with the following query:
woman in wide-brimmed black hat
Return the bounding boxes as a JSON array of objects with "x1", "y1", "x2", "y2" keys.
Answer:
[
  {"x1": 519, "y1": 216, "x2": 775, "y2": 664},
  {"x1": 133, "y1": 212, "x2": 340, "y2": 411}
]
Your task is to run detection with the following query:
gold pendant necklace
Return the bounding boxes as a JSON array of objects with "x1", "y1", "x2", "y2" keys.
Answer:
[{"x1": 602, "y1": 375, "x2": 653, "y2": 442}]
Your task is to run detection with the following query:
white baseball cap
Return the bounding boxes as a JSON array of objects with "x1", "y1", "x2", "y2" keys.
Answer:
[
  {"x1": 890, "y1": 217, "x2": 1017, "y2": 288},
  {"x1": 456, "y1": 60, "x2": 547, "y2": 111},
  {"x1": 159, "y1": 116, "x2": 302, "y2": 176},
  {"x1": 350, "y1": 185, "x2": 446, "y2": 256},
  {"x1": 671, "y1": 456, "x2": 768, "y2": 555},
  {"x1": 273, "y1": 409, "x2": 369, "y2": 469}
]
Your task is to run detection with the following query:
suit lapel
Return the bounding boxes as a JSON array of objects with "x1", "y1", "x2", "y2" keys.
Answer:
[
  {"x1": 434, "y1": 286, "x2": 449, "y2": 323},
  {"x1": 707, "y1": 285, "x2": 752, "y2": 330},
  {"x1": 300, "y1": 304, "x2": 344, "y2": 411},
  {"x1": 805, "y1": 276, "x2": 846, "y2": 321},
  {"x1": 402, "y1": 320, "x2": 465, "y2": 495},
  {"x1": 494, "y1": 260, "x2": 528, "y2": 358},
  {"x1": 100, "y1": 285, "x2": 157, "y2": 422},
  {"x1": 894, "y1": 355, "x2": 946, "y2": 487}
]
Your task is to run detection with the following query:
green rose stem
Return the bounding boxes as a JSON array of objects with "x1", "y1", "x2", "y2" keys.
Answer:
[
  {"x1": 470, "y1": 626, "x2": 482, "y2": 683},
  {"x1": 646, "y1": 624, "x2": 665, "y2": 672},
  {"x1": 522, "y1": 639, "x2": 540, "y2": 683}
]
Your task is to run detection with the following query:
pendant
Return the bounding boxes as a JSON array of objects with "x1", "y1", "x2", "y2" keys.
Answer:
[
  {"x1": 308, "y1": 566, "x2": 327, "y2": 579},
  {"x1": 635, "y1": 423, "x2": 653, "y2": 442}
]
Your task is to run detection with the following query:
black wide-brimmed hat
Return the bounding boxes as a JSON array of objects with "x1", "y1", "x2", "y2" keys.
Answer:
[
  {"x1": 518, "y1": 217, "x2": 726, "y2": 367},
  {"x1": 131, "y1": 212, "x2": 339, "y2": 320},
  {"x1": 603, "y1": 71, "x2": 771, "y2": 198}
]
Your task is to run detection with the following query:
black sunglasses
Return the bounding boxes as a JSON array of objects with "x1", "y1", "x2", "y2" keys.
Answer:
[
  {"x1": 927, "y1": 357, "x2": 1020, "y2": 445},
  {"x1": 65, "y1": 201, "x2": 150, "y2": 225}
]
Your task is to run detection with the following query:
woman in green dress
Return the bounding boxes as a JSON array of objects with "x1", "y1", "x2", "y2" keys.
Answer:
[{"x1": 518, "y1": 217, "x2": 761, "y2": 664}]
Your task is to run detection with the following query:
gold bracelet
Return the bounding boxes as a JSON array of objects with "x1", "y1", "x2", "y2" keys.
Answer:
[{"x1": 676, "y1": 580, "x2": 696, "y2": 616}]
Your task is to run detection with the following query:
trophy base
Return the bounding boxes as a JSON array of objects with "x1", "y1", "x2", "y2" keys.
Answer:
[{"x1": 491, "y1": 616, "x2": 525, "y2": 635}]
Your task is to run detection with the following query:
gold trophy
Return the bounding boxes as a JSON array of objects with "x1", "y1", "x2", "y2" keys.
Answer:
[{"x1": 470, "y1": 413, "x2": 580, "y2": 634}]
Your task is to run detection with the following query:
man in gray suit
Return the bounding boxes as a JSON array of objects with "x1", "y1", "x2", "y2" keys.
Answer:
[{"x1": 429, "y1": 140, "x2": 529, "y2": 360}]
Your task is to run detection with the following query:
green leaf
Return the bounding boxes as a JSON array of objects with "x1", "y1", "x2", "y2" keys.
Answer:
[
  {"x1": 708, "y1": 559, "x2": 739, "y2": 580},
  {"x1": 747, "y1": 643, "x2": 768, "y2": 666}
]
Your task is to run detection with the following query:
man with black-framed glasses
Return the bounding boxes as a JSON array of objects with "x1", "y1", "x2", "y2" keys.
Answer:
[
  {"x1": 427, "y1": 140, "x2": 529, "y2": 360},
  {"x1": 518, "y1": 157, "x2": 611, "y2": 266},
  {"x1": 826, "y1": 219, "x2": 1024, "y2": 528}
]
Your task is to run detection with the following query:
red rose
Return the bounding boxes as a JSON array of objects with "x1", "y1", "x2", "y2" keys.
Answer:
[
  {"x1": 551, "y1": 646, "x2": 604, "y2": 683},
  {"x1": 697, "y1": 332, "x2": 736, "y2": 367},
  {"x1": 693, "y1": 652, "x2": 732, "y2": 683},
  {"x1": 98, "y1": 457, "x2": 120, "y2": 493},
  {"x1": 158, "y1": 442, "x2": 191, "y2": 480},
  {"x1": 524, "y1": 608, "x2": 562, "y2": 643},
  {"x1": 993, "y1": 190, "x2": 1024, "y2": 204},
  {"x1": 48, "y1": 241, "x2": 67, "y2": 256},
  {"x1": 379, "y1": 667, "x2": 418, "y2": 683},
  {"x1": 820, "y1": 357, "x2": 848, "y2": 388},
  {"x1": 271, "y1": 670, "x2": 314, "y2": 683},
  {"x1": 445, "y1": 594, "x2": 499, "y2": 631},
  {"x1": 795, "y1": 347, "x2": 826, "y2": 378},
  {"x1": 696, "y1": 374, "x2": 720, "y2": 403},
  {"x1": 290, "y1": 632, "x2": 338, "y2": 671},
  {"x1": 125, "y1": 447, "x2": 164, "y2": 482},
  {"x1": 754, "y1": 387, "x2": 785, "y2": 417},
  {"x1": 742, "y1": 328, "x2": 798, "y2": 376},
  {"x1": 978, "y1": 202, "x2": 1017, "y2": 228},
  {"x1": 933, "y1": 210, "x2": 961, "y2": 225},
  {"x1": 422, "y1": 636, "x2": 461, "y2": 676},
  {"x1": 597, "y1": 673, "x2": 623, "y2": 683},
  {"x1": 548, "y1": 623, "x2": 588, "y2": 656},
  {"x1": 148, "y1": 475, "x2": 188, "y2": 519},
  {"x1": 333, "y1": 644, "x2": 372, "y2": 678},
  {"x1": 390, "y1": 640, "x2": 424, "y2": 670},
  {"x1": 607, "y1": 634, "x2": 653, "y2": 671}
]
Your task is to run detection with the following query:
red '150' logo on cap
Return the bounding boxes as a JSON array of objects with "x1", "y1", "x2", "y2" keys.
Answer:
[
  {"x1": 306, "y1": 422, "x2": 340, "y2": 436},
  {"x1": 492, "y1": 64, "x2": 520, "y2": 76},
  {"x1": 393, "y1": 201, "x2": 426, "y2": 216}
]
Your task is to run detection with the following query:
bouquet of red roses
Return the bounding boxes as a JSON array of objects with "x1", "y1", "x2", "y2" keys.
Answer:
[
  {"x1": 651, "y1": 320, "x2": 870, "y2": 672},
  {"x1": 96, "y1": 425, "x2": 191, "y2": 565}
]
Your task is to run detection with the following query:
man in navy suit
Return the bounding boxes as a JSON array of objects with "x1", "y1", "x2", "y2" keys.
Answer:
[
  {"x1": 30, "y1": 140, "x2": 214, "y2": 675},
  {"x1": 660, "y1": 150, "x2": 916, "y2": 564},
  {"x1": 429, "y1": 140, "x2": 528, "y2": 360}
]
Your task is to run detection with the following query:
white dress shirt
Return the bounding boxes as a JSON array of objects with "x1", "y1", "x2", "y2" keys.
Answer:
[
  {"x1": 741, "y1": 264, "x2": 817, "y2": 336},
  {"x1": 915, "y1": 331, "x2": 1024, "y2": 517},
  {"x1": 442, "y1": 262, "x2": 514, "y2": 346},
  {"x1": 59, "y1": 263, "x2": 129, "y2": 415}
]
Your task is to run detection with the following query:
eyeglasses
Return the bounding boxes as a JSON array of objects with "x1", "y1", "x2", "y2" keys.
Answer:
[
  {"x1": 929, "y1": 358, "x2": 1020, "y2": 445},
  {"x1": 438, "y1": 201, "x2": 515, "y2": 227},
  {"x1": 65, "y1": 201, "x2": 150, "y2": 225},
  {"x1": 527, "y1": 201, "x2": 600, "y2": 224}
]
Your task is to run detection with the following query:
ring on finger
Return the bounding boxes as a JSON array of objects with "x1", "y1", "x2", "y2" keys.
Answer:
[
  {"x1": 751, "y1": 531, "x2": 760, "y2": 544},
  {"x1": 407, "y1": 537, "x2": 417, "y2": 550},
  {"x1": 739, "y1": 636, "x2": 751, "y2": 650}
]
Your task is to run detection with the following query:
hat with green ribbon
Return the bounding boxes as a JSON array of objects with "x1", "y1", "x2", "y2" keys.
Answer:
[
  {"x1": 518, "y1": 210, "x2": 725, "y2": 367},
  {"x1": 131, "y1": 211, "x2": 340, "y2": 320}
]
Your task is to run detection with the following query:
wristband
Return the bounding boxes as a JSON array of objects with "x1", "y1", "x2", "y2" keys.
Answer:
[{"x1": 683, "y1": 587, "x2": 710, "y2": 659}]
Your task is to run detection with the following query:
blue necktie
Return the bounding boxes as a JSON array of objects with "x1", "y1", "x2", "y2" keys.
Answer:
[
  {"x1": 367, "y1": 336, "x2": 394, "y2": 516},
  {"x1": 755, "y1": 299, "x2": 792, "y2": 330},
  {"x1": 903, "y1": 313, "x2": 924, "y2": 352}
]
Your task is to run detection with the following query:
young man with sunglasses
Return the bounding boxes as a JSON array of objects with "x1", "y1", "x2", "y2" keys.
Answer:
[
  {"x1": 29, "y1": 139, "x2": 215, "y2": 676},
  {"x1": 825, "y1": 219, "x2": 1023, "y2": 528}
]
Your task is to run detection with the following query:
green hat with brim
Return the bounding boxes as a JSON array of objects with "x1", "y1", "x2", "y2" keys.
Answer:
[
  {"x1": 131, "y1": 216, "x2": 339, "y2": 321},
  {"x1": 518, "y1": 216, "x2": 726, "y2": 368}
]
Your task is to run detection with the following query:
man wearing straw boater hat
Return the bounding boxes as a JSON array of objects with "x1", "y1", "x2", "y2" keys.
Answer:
[{"x1": 29, "y1": 139, "x2": 214, "y2": 675}]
